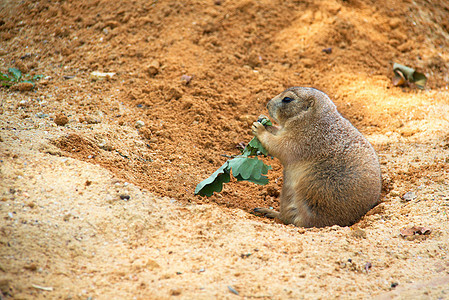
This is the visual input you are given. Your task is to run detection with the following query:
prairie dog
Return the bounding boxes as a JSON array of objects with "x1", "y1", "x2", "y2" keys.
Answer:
[{"x1": 252, "y1": 87, "x2": 381, "y2": 228}]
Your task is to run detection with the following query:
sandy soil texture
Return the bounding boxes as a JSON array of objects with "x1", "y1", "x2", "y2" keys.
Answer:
[{"x1": 1, "y1": 0, "x2": 449, "y2": 299}]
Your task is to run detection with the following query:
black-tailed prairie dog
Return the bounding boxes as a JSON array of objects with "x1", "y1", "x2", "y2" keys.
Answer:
[{"x1": 252, "y1": 87, "x2": 381, "y2": 228}]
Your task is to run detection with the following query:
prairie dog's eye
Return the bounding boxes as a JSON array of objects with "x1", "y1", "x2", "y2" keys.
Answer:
[{"x1": 282, "y1": 97, "x2": 294, "y2": 103}]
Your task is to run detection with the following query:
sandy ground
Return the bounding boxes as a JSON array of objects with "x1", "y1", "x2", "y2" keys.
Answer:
[{"x1": 1, "y1": 0, "x2": 449, "y2": 299}]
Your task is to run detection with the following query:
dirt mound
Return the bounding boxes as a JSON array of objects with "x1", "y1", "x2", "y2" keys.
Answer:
[{"x1": 1, "y1": 0, "x2": 449, "y2": 298}]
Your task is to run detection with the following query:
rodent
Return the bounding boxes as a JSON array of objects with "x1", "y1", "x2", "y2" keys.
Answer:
[{"x1": 252, "y1": 87, "x2": 381, "y2": 228}]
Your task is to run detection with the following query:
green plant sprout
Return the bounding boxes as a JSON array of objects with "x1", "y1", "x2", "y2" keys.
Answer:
[{"x1": 0, "y1": 68, "x2": 43, "y2": 88}]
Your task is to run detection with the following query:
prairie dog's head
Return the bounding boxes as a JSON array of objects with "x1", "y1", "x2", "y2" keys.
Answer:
[{"x1": 267, "y1": 87, "x2": 335, "y2": 126}]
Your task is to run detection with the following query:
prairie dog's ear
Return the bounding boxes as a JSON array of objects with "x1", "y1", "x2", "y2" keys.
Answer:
[{"x1": 305, "y1": 97, "x2": 314, "y2": 110}]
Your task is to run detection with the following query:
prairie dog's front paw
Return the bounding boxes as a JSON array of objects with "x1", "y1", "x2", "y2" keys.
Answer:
[{"x1": 252, "y1": 121, "x2": 266, "y2": 136}]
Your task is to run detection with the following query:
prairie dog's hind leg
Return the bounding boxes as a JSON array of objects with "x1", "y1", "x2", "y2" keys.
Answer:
[{"x1": 253, "y1": 207, "x2": 280, "y2": 219}]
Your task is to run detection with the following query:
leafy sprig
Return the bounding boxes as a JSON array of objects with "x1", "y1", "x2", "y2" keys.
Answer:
[
  {"x1": 195, "y1": 118, "x2": 273, "y2": 197},
  {"x1": 0, "y1": 68, "x2": 43, "y2": 88},
  {"x1": 392, "y1": 63, "x2": 427, "y2": 89}
]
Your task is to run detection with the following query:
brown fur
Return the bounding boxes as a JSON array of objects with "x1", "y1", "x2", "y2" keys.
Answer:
[{"x1": 252, "y1": 87, "x2": 381, "y2": 228}]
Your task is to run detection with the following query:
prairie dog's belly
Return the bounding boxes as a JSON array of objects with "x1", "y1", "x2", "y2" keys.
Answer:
[{"x1": 283, "y1": 162, "x2": 313, "y2": 192}]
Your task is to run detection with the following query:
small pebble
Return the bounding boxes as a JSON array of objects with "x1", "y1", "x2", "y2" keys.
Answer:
[
  {"x1": 350, "y1": 228, "x2": 367, "y2": 239},
  {"x1": 147, "y1": 60, "x2": 160, "y2": 76},
  {"x1": 135, "y1": 120, "x2": 145, "y2": 128},
  {"x1": 20, "y1": 53, "x2": 31, "y2": 59},
  {"x1": 364, "y1": 262, "x2": 372, "y2": 272},
  {"x1": 120, "y1": 194, "x2": 130, "y2": 201},
  {"x1": 24, "y1": 263, "x2": 37, "y2": 271},
  {"x1": 54, "y1": 113, "x2": 69, "y2": 126},
  {"x1": 402, "y1": 191, "x2": 417, "y2": 202},
  {"x1": 90, "y1": 71, "x2": 115, "y2": 81},
  {"x1": 36, "y1": 112, "x2": 49, "y2": 118},
  {"x1": 389, "y1": 190, "x2": 400, "y2": 197},
  {"x1": 18, "y1": 100, "x2": 30, "y2": 107},
  {"x1": 11, "y1": 82, "x2": 34, "y2": 92},
  {"x1": 80, "y1": 116, "x2": 101, "y2": 124},
  {"x1": 180, "y1": 75, "x2": 193, "y2": 85}
]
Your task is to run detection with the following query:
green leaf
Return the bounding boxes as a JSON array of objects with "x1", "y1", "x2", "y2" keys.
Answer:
[
  {"x1": 229, "y1": 157, "x2": 271, "y2": 185},
  {"x1": 229, "y1": 157, "x2": 260, "y2": 179},
  {"x1": 1, "y1": 81, "x2": 14, "y2": 87},
  {"x1": 0, "y1": 72, "x2": 10, "y2": 80},
  {"x1": 33, "y1": 75, "x2": 44, "y2": 81},
  {"x1": 234, "y1": 173, "x2": 269, "y2": 185},
  {"x1": 259, "y1": 118, "x2": 272, "y2": 127},
  {"x1": 8, "y1": 68, "x2": 22, "y2": 81},
  {"x1": 393, "y1": 63, "x2": 427, "y2": 89},
  {"x1": 412, "y1": 72, "x2": 427, "y2": 89},
  {"x1": 0, "y1": 73, "x2": 13, "y2": 87},
  {"x1": 244, "y1": 137, "x2": 269, "y2": 156},
  {"x1": 393, "y1": 63, "x2": 415, "y2": 81},
  {"x1": 194, "y1": 162, "x2": 231, "y2": 196}
]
